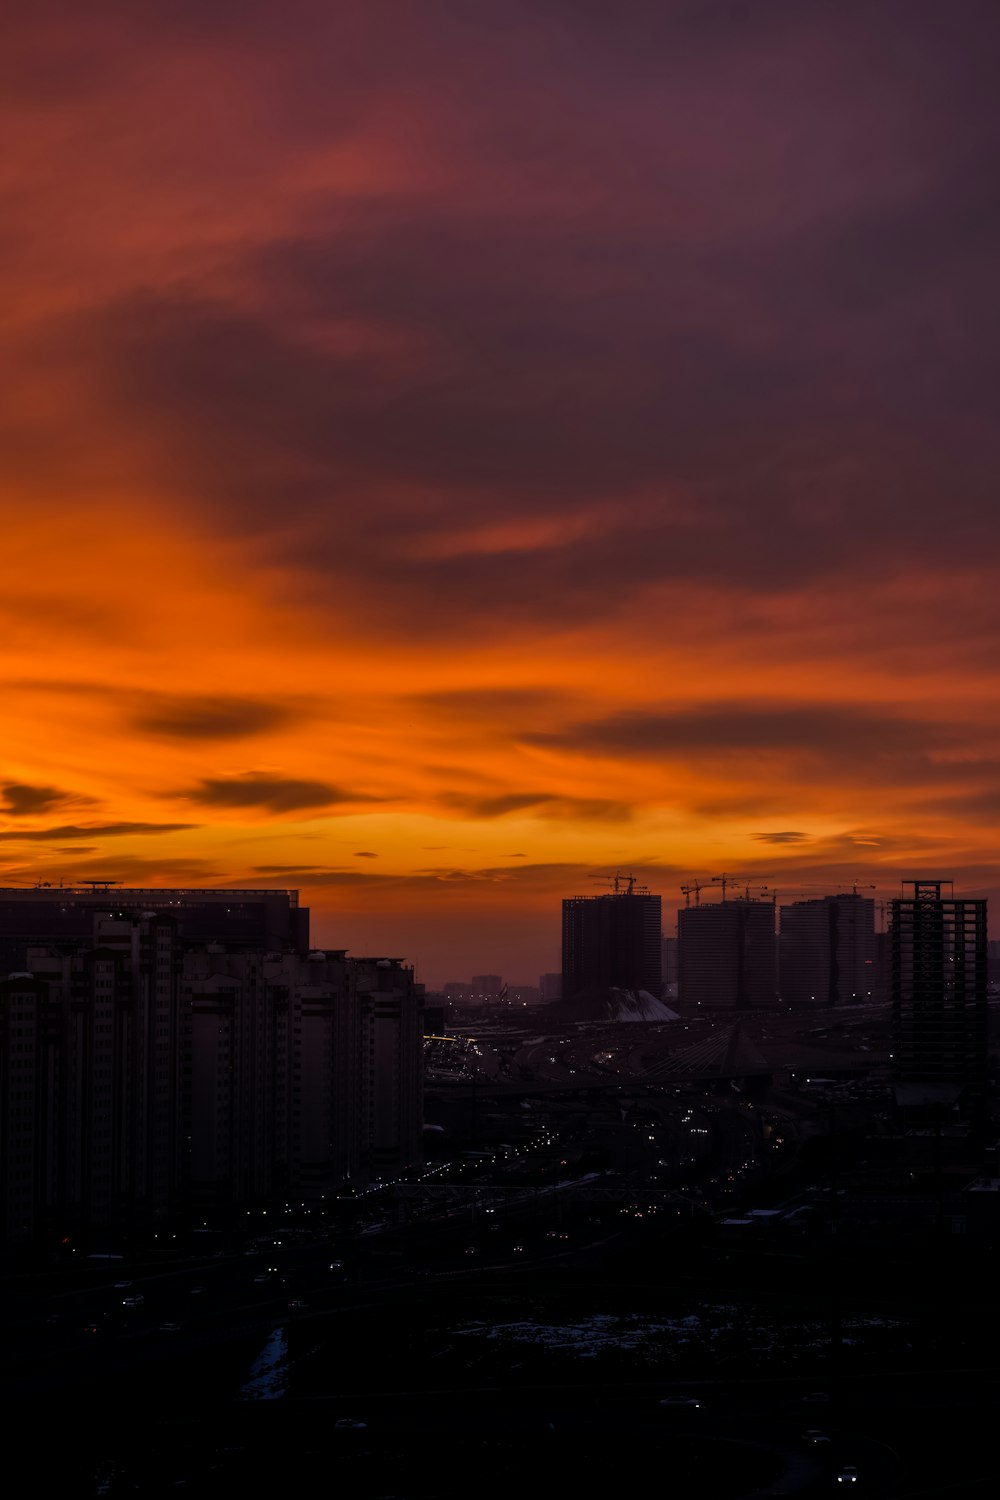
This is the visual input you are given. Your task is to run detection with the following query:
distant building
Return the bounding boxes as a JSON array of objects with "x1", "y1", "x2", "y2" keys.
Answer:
[
  {"x1": 987, "y1": 939, "x2": 1000, "y2": 986},
  {"x1": 677, "y1": 899, "x2": 776, "y2": 1010},
  {"x1": 508, "y1": 984, "x2": 541, "y2": 1005},
  {"x1": 561, "y1": 883, "x2": 662, "y2": 1006},
  {"x1": 661, "y1": 936, "x2": 678, "y2": 988},
  {"x1": 470, "y1": 974, "x2": 504, "y2": 1003},
  {"x1": 539, "y1": 972, "x2": 562, "y2": 1003},
  {"x1": 891, "y1": 881, "x2": 987, "y2": 1093},
  {"x1": 779, "y1": 894, "x2": 876, "y2": 1006}
]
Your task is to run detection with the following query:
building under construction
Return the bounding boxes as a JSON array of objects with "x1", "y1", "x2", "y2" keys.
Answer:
[
  {"x1": 561, "y1": 877, "x2": 662, "y2": 1006},
  {"x1": 678, "y1": 897, "x2": 777, "y2": 1010},
  {"x1": 891, "y1": 881, "x2": 987, "y2": 1094}
]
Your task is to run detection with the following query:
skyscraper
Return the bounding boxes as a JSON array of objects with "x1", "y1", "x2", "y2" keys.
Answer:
[
  {"x1": 677, "y1": 899, "x2": 776, "y2": 1010},
  {"x1": 891, "y1": 881, "x2": 987, "y2": 1092},
  {"x1": 561, "y1": 880, "x2": 662, "y2": 1004},
  {"x1": 779, "y1": 893, "x2": 876, "y2": 1006}
]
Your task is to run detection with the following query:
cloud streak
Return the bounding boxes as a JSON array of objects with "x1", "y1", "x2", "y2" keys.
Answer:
[{"x1": 4, "y1": 2, "x2": 1000, "y2": 979}]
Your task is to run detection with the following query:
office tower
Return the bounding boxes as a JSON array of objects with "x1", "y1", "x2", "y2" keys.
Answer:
[
  {"x1": 561, "y1": 882, "x2": 662, "y2": 1005},
  {"x1": 779, "y1": 893, "x2": 876, "y2": 1006},
  {"x1": 677, "y1": 899, "x2": 777, "y2": 1010},
  {"x1": 0, "y1": 884, "x2": 308, "y2": 973},
  {"x1": 891, "y1": 881, "x2": 987, "y2": 1091}
]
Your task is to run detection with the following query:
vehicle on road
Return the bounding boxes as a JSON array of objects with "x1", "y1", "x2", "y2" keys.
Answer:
[
  {"x1": 802, "y1": 1429, "x2": 830, "y2": 1443},
  {"x1": 802, "y1": 1391, "x2": 831, "y2": 1404},
  {"x1": 837, "y1": 1467, "x2": 858, "y2": 1484},
  {"x1": 121, "y1": 1294, "x2": 145, "y2": 1307},
  {"x1": 660, "y1": 1396, "x2": 702, "y2": 1409}
]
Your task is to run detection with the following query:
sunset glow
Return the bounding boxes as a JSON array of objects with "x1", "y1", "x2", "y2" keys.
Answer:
[{"x1": 4, "y1": 2, "x2": 1000, "y2": 983}]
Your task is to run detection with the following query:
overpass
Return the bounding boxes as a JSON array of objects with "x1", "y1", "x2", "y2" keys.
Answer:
[{"x1": 429, "y1": 1021, "x2": 776, "y2": 1099}]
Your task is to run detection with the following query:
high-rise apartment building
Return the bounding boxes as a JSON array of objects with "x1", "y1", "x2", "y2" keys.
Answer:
[
  {"x1": 677, "y1": 899, "x2": 777, "y2": 1010},
  {"x1": 779, "y1": 893, "x2": 876, "y2": 1006},
  {"x1": 0, "y1": 892, "x2": 423, "y2": 1246},
  {"x1": 0, "y1": 885, "x2": 308, "y2": 973},
  {"x1": 0, "y1": 973, "x2": 51, "y2": 1245},
  {"x1": 891, "y1": 881, "x2": 987, "y2": 1091},
  {"x1": 561, "y1": 883, "x2": 662, "y2": 1004}
]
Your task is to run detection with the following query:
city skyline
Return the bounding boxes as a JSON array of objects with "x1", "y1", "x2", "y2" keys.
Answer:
[{"x1": 4, "y1": 3, "x2": 1000, "y2": 985}]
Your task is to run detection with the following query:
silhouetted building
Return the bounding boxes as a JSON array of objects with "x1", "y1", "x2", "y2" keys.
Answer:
[
  {"x1": 539, "y1": 972, "x2": 562, "y2": 1003},
  {"x1": 345, "y1": 958, "x2": 424, "y2": 1181},
  {"x1": 678, "y1": 899, "x2": 776, "y2": 1009},
  {"x1": 6, "y1": 911, "x2": 188, "y2": 1242},
  {"x1": 661, "y1": 935, "x2": 678, "y2": 988},
  {"x1": 561, "y1": 884, "x2": 662, "y2": 1005},
  {"x1": 779, "y1": 893, "x2": 876, "y2": 1006},
  {"x1": 0, "y1": 974, "x2": 52, "y2": 1245},
  {"x1": 0, "y1": 885, "x2": 308, "y2": 972},
  {"x1": 891, "y1": 881, "x2": 987, "y2": 1093},
  {"x1": 0, "y1": 895, "x2": 423, "y2": 1247},
  {"x1": 988, "y1": 939, "x2": 1000, "y2": 986}
]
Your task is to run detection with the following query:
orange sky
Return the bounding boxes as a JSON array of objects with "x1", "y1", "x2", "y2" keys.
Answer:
[{"x1": 3, "y1": 3, "x2": 1000, "y2": 984}]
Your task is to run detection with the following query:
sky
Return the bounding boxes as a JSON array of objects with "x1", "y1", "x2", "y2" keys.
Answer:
[{"x1": 3, "y1": 1, "x2": 1000, "y2": 986}]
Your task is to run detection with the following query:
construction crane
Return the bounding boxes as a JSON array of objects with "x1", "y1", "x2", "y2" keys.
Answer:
[
  {"x1": 710, "y1": 872, "x2": 753, "y2": 901},
  {"x1": 680, "y1": 880, "x2": 703, "y2": 908},
  {"x1": 592, "y1": 872, "x2": 648, "y2": 895}
]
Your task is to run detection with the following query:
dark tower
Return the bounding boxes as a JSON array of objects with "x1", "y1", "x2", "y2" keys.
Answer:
[
  {"x1": 891, "y1": 881, "x2": 987, "y2": 1092},
  {"x1": 561, "y1": 878, "x2": 661, "y2": 1004}
]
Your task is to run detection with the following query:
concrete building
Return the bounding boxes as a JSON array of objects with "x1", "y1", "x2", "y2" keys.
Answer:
[
  {"x1": 561, "y1": 883, "x2": 662, "y2": 1005},
  {"x1": 779, "y1": 893, "x2": 876, "y2": 1006},
  {"x1": 891, "y1": 881, "x2": 987, "y2": 1093},
  {"x1": 677, "y1": 899, "x2": 777, "y2": 1010}
]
